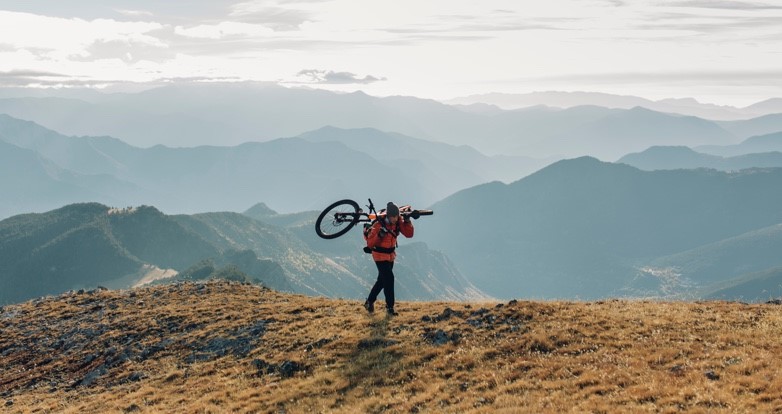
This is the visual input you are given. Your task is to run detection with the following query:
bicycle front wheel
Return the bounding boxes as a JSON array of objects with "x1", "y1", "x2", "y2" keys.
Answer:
[{"x1": 315, "y1": 199, "x2": 361, "y2": 239}]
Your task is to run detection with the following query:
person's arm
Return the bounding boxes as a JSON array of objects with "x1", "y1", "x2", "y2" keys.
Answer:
[{"x1": 400, "y1": 217, "x2": 414, "y2": 238}]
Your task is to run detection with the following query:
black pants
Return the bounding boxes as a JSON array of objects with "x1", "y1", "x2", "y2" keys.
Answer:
[{"x1": 367, "y1": 261, "x2": 395, "y2": 310}]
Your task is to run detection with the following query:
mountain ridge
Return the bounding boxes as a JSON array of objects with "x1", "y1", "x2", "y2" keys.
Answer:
[
  {"x1": 6, "y1": 83, "x2": 781, "y2": 159},
  {"x1": 0, "y1": 202, "x2": 486, "y2": 305},
  {"x1": 425, "y1": 157, "x2": 782, "y2": 299}
]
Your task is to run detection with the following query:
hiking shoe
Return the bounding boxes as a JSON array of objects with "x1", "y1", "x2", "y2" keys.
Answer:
[
  {"x1": 386, "y1": 308, "x2": 398, "y2": 317},
  {"x1": 363, "y1": 301, "x2": 374, "y2": 313}
]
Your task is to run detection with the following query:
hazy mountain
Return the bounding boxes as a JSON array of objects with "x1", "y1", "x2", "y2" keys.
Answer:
[
  {"x1": 743, "y1": 98, "x2": 782, "y2": 117},
  {"x1": 0, "y1": 114, "x2": 130, "y2": 176},
  {"x1": 717, "y1": 114, "x2": 782, "y2": 141},
  {"x1": 446, "y1": 91, "x2": 654, "y2": 111},
  {"x1": 0, "y1": 114, "x2": 445, "y2": 215},
  {"x1": 0, "y1": 202, "x2": 486, "y2": 304},
  {"x1": 0, "y1": 83, "x2": 489, "y2": 149},
  {"x1": 523, "y1": 106, "x2": 736, "y2": 161},
  {"x1": 422, "y1": 157, "x2": 782, "y2": 299},
  {"x1": 0, "y1": 138, "x2": 146, "y2": 219},
  {"x1": 298, "y1": 126, "x2": 553, "y2": 186},
  {"x1": 696, "y1": 131, "x2": 782, "y2": 157},
  {"x1": 702, "y1": 266, "x2": 782, "y2": 302},
  {"x1": 243, "y1": 203, "x2": 315, "y2": 228},
  {"x1": 0, "y1": 113, "x2": 557, "y2": 217},
  {"x1": 618, "y1": 146, "x2": 782, "y2": 171},
  {"x1": 0, "y1": 83, "x2": 744, "y2": 159},
  {"x1": 445, "y1": 91, "x2": 774, "y2": 120}
]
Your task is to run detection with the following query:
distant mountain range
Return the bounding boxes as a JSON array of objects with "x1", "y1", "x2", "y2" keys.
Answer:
[
  {"x1": 0, "y1": 202, "x2": 486, "y2": 305},
  {"x1": 696, "y1": 131, "x2": 782, "y2": 157},
  {"x1": 0, "y1": 114, "x2": 549, "y2": 218},
  {"x1": 618, "y1": 146, "x2": 782, "y2": 171},
  {"x1": 422, "y1": 157, "x2": 782, "y2": 300},
  {"x1": 445, "y1": 91, "x2": 782, "y2": 121},
  {"x1": 3, "y1": 83, "x2": 782, "y2": 159},
  {"x1": 617, "y1": 131, "x2": 782, "y2": 171},
  {"x1": 4, "y1": 83, "x2": 782, "y2": 303}
]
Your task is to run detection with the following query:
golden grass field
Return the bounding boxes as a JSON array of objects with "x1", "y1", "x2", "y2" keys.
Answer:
[{"x1": 1, "y1": 280, "x2": 781, "y2": 413}]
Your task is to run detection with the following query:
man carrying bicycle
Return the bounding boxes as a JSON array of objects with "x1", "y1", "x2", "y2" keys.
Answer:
[{"x1": 363, "y1": 202, "x2": 414, "y2": 316}]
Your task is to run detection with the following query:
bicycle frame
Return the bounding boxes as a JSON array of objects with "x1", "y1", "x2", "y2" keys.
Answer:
[{"x1": 315, "y1": 198, "x2": 432, "y2": 240}]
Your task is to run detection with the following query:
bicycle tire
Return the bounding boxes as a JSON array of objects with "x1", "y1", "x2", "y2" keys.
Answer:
[{"x1": 315, "y1": 199, "x2": 361, "y2": 239}]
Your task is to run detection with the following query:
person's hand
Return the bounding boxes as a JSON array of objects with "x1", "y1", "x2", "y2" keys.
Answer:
[{"x1": 410, "y1": 211, "x2": 420, "y2": 220}]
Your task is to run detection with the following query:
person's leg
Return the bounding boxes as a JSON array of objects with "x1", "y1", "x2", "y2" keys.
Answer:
[
  {"x1": 365, "y1": 261, "x2": 386, "y2": 312},
  {"x1": 378, "y1": 261, "x2": 395, "y2": 312}
]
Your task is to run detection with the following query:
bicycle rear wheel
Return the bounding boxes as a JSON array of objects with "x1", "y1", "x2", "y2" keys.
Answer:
[{"x1": 315, "y1": 199, "x2": 361, "y2": 239}]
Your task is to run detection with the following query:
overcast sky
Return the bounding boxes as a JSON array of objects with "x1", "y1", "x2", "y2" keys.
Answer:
[{"x1": 0, "y1": 0, "x2": 780, "y2": 106}]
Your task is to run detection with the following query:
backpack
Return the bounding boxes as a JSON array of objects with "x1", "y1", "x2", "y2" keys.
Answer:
[{"x1": 362, "y1": 213, "x2": 399, "y2": 254}]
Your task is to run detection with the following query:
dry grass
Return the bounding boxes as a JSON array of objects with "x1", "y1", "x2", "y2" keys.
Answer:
[{"x1": 2, "y1": 281, "x2": 782, "y2": 413}]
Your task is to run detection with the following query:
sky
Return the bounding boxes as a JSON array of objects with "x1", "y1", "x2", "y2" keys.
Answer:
[{"x1": 0, "y1": 0, "x2": 780, "y2": 106}]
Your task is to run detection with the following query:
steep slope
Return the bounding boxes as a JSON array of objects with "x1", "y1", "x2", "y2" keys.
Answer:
[
  {"x1": 2, "y1": 280, "x2": 781, "y2": 413},
  {"x1": 424, "y1": 157, "x2": 782, "y2": 299},
  {"x1": 702, "y1": 266, "x2": 782, "y2": 301},
  {"x1": 643, "y1": 224, "x2": 782, "y2": 288},
  {"x1": 618, "y1": 146, "x2": 782, "y2": 171},
  {"x1": 0, "y1": 204, "x2": 145, "y2": 304},
  {"x1": 172, "y1": 212, "x2": 367, "y2": 298},
  {"x1": 251, "y1": 205, "x2": 490, "y2": 302},
  {"x1": 0, "y1": 203, "x2": 279, "y2": 305}
]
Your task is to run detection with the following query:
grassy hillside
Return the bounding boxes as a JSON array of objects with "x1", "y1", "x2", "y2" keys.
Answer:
[{"x1": 2, "y1": 280, "x2": 781, "y2": 413}]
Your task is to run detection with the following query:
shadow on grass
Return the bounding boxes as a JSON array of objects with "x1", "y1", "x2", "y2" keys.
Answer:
[{"x1": 341, "y1": 316, "x2": 404, "y2": 392}]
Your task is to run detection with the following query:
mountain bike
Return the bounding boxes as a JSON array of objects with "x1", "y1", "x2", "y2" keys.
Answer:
[{"x1": 315, "y1": 198, "x2": 433, "y2": 239}]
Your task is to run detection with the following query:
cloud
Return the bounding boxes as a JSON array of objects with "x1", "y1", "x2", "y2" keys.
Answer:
[
  {"x1": 667, "y1": 0, "x2": 782, "y2": 10},
  {"x1": 173, "y1": 21, "x2": 275, "y2": 39},
  {"x1": 0, "y1": 69, "x2": 67, "y2": 77},
  {"x1": 115, "y1": 9, "x2": 155, "y2": 18},
  {"x1": 636, "y1": 13, "x2": 782, "y2": 35},
  {"x1": 72, "y1": 38, "x2": 175, "y2": 63},
  {"x1": 0, "y1": 11, "x2": 167, "y2": 63},
  {"x1": 0, "y1": 69, "x2": 101, "y2": 88},
  {"x1": 292, "y1": 69, "x2": 386, "y2": 84},
  {"x1": 0, "y1": 71, "x2": 246, "y2": 89},
  {"x1": 228, "y1": 1, "x2": 316, "y2": 30}
]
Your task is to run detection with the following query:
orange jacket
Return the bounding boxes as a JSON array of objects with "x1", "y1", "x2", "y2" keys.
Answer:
[{"x1": 366, "y1": 216, "x2": 414, "y2": 262}]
